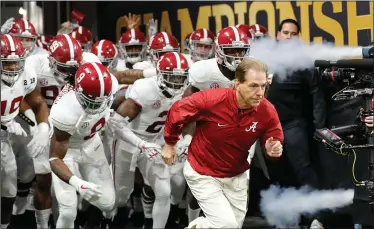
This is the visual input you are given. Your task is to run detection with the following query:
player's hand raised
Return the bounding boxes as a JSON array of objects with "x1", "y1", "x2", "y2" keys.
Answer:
[
  {"x1": 1, "y1": 17, "x2": 15, "y2": 34},
  {"x1": 162, "y1": 143, "x2": 178, "y2": 165},
  {"x1": 69, "y1": 176, "x2": 102, "y2": 202}
]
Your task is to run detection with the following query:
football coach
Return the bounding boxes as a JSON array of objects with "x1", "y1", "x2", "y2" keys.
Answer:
[{"x1": 161, "y1": 57, "x2": 284, "y2": 228}]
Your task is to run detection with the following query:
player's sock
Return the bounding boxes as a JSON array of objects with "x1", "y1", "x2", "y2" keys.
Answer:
[
  {"x1": 35, "y1": 208, "x2": 51, "y2": 229},
  {"x1": 188, "y1": 205, "x2": 201, "y2": 223},
  {"x1": 141, "y1": 187, "x2": 154, "y2": 219},
  {"x1": 0, "y1": 224, "x2": 9, "y2": 229}
]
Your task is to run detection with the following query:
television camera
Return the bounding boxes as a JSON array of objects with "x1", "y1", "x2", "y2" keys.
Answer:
[{"x1": 314, "y1": 45, "x2": 374, "y2": 215}]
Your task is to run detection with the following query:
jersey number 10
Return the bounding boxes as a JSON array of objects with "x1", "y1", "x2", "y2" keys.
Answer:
[{"x1": 1, "y1": 96, "x2": 24, "y2": 116}]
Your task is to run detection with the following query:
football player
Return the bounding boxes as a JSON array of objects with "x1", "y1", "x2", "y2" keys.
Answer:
[
  {"x1": 1, "y1": 34, "x2": 49, "y2": 229},
  {"x1": 108, "y1": 52, "x2": 190, "y2": 229},
  {"x1": 5, "y1": 18, "x2": 48, "y2": 56},
  {"x1": 17, "y1": 34, "x2": 101, "y2": 228},
  {"x1": 49, "y1": 62, "x2": 118, "y2": 229}
]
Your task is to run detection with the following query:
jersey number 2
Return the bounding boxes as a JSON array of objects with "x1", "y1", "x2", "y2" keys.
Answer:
[
  {"x1": 1, "y1": 96, "x2": 24, "y2": 116},
  {"x1": 145, "y1": 111, "x2": 168, "y2": 134},
  {"x1": 84, "y1": 118, "x2": 106, "y2": 140}
]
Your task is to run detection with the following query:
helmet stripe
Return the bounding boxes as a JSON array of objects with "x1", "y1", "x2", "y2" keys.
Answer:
[
  {"x1": 5, "y1": 34, "x2": 16, "y2": 54},
  {"x1": 130, "y1": 29, "x2": 136, "y2": 39},
  {"x1": 62, "y1": 34, "x2": 75, "y2": 61},
  {"x1": 161, "y1": 32, "x2": 170, "y2": 45},
  {"x1": 22, "y1": 18, "x2": 29, "y2": 31},
  {"x1": 230, "y1": 26, "x2": 240, "y2": 41},
  {"x1": 173, "y1": 52, "x2": 181, "y2": 69},
  {"x1": 91, "y1": 62, "x2": 105, "y2": 97},
  {"x1": 97, "y1": 39, "x2": 105, "y2": 58},
  {"x1": 255, "y1": 24, "x2": 260, "y2": 33},
  {"x1": 78, "y1": 26, "x2": 83, "y2": 34},
  {"x1": 203, "y1": 28, "x2": 207, "y2": 39}
]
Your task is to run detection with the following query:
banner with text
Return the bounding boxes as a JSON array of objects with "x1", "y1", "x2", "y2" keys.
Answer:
[{"x1": 97, "y1": 1, "x2": 373, "y2": 49}]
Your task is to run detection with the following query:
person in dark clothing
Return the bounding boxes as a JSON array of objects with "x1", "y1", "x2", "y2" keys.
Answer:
[{"x1": 266, "y1": 19, "x2": 327, "y2": 191}]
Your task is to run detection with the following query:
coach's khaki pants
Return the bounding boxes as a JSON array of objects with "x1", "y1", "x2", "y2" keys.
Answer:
[{"x1": 184, "y1": 160, "x2": 248, "y2": 228}]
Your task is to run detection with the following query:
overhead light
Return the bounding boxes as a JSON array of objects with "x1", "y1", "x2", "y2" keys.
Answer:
[{"x1": 19, "y1": 7, "x2": 26, "y2": 15}]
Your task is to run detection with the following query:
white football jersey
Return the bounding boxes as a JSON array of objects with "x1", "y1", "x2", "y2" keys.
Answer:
[
  {"x1": 82, "y1": 52, "x2": 101, "y2": 63},
  {"x1": 1, "y1": 66, "x2": 37, "y2": 123},
  {"x1": 125, "y1": 76, "x2": 181, "y2": 143},
  {"x1": 26, "y1": 52, "x2": 101, "y2": 108},
  {"x1": 50, "y1": 74, "x2": 118, "y2": 148},
  {"x1": 182, "y1": 53, "x2": 194, "y2": 67},
  {"x1": 31, "y1": 47, "x2": 49, "y2": 56},
  {"x1": 188, "y1": 58, "x2": 234, "y2": 91},
  {"x1": 133, "y1": 60, "x2": 154, "y2": 70},
  {"x1": 113, "y1": 58, "x2": 128, "y2": 72}
]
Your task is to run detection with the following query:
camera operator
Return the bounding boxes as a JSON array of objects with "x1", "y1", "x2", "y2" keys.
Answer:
[{"x1": 266, "y1": 19, "x2": 326, "y2": 192}]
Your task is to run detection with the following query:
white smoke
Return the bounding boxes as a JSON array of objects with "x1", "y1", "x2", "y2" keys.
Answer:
[
  {"x1": 260, "y1": 185, "x2": 354, "y2": 228},
  {"x1": 250, "y1": 37, "x2": 363, "y2": 80}
]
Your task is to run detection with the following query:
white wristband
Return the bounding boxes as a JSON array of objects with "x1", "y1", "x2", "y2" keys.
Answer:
[
  {"x1": 68, "y1": 175, "x2": 81, "y2": 190},
  {"x1": 23, "y1": 109, "x2": 35, "y2": 121},
  {"x1": 143, "y1": 68, "x2": 157, "y2": 78}
]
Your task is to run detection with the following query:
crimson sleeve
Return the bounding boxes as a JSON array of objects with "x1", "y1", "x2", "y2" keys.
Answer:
[
  {"x1": 261, "y1": 107, "x2": 284, "y2": 160},
  {"x1": 164, "y1": 91, "x2": 207, "y2": 145}
]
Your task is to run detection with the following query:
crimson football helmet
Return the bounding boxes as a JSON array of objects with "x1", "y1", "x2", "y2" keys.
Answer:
[
  {"x1": 48, "y1": 34, "x2": 83, "y2": 85},
  {"x1": 189, "y1": 28, "x2": 215, "y2": 61},
  {"x1": 8, "y1": 18, "x2": 37, "y2": 55},
  {"x1": 235, "y1": 24, "x2": 254, "y2": 42},
  {"x1": 156, "y1": 52, "x2": 189, "y2": 96},
  {"x1": 119, "y1": 28, "x2": 147, "y2": 64},
  {"x1": 90, "y1": 39, "x2": 118, "y2": 68},
  {"x1": 149, "y1": 32, "x2": 180, "y2": 65},
  {"x1": 215, "y1": 26, "x2": 250, "y2": 71},
  {"x1": 1, "y1": 34, "x2": 26, "y2": 86},
  {"x1": 36, "y1": 34, "x2": 55, "y2": 51},
  {"x1": 69, "y1": 26, "x2": 93, "y2": 51},
  {"x1": 249, "y1": 24, "x2": 268, "y2": 39},
  {"x1": 75, "y1": 62, "x2": 113, "y2": 114}
]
